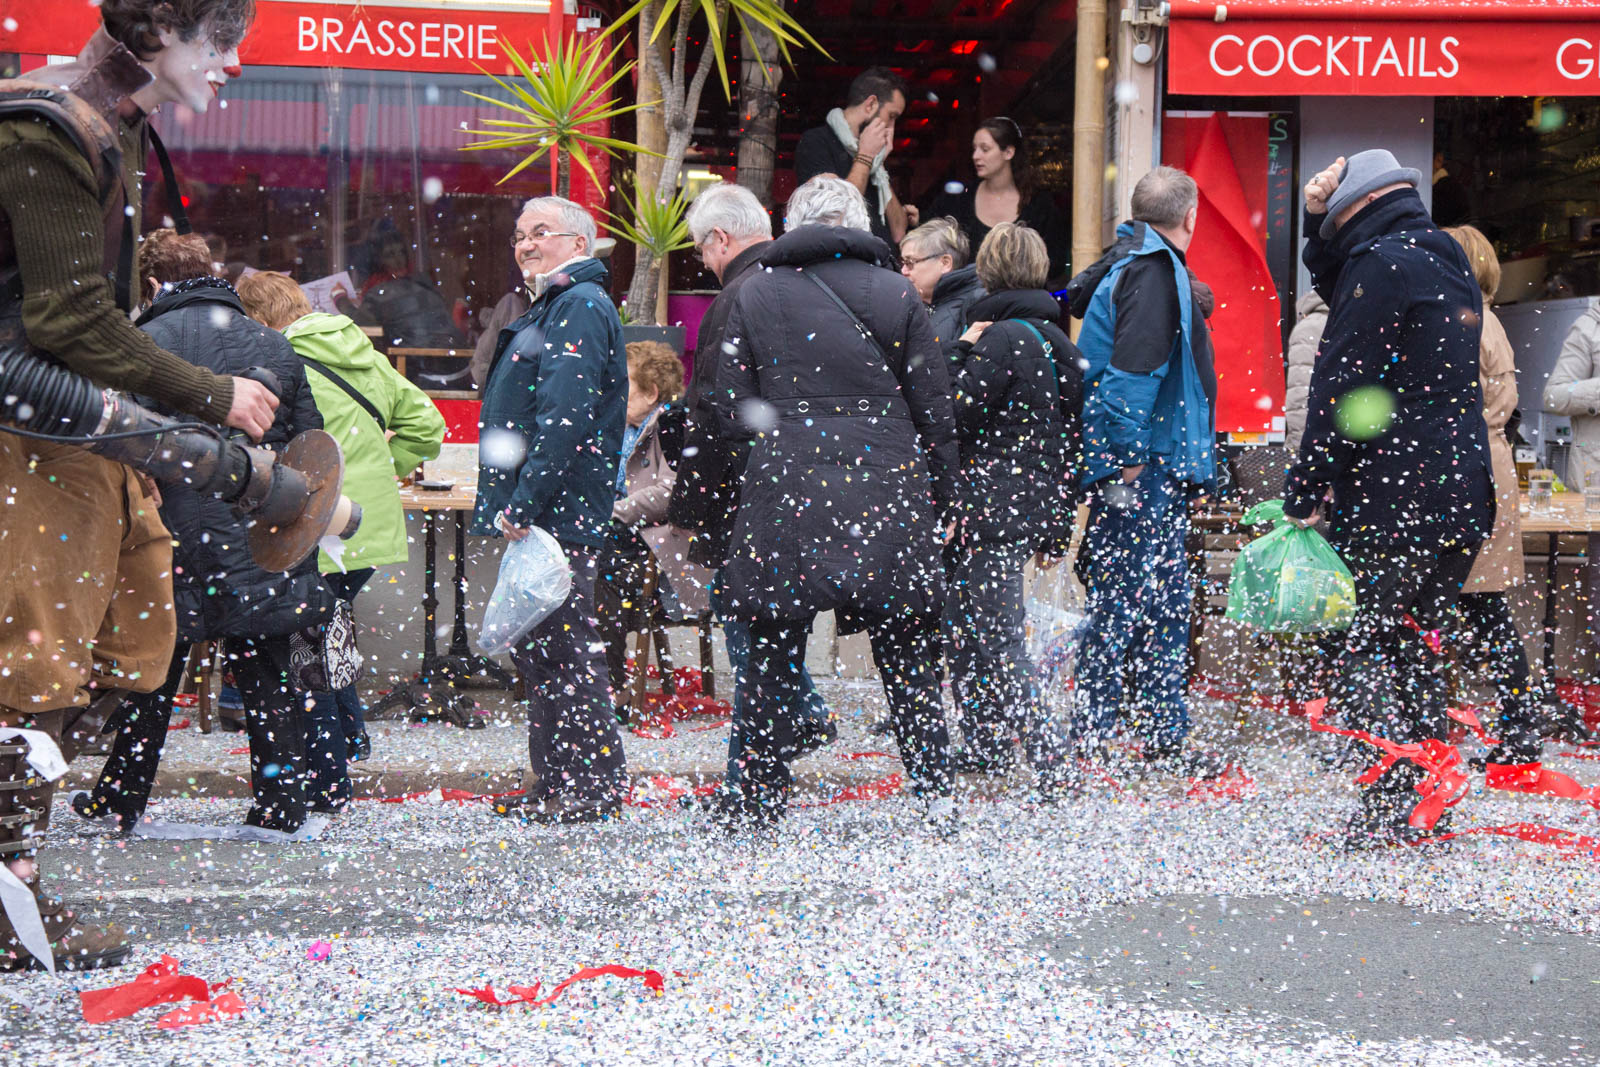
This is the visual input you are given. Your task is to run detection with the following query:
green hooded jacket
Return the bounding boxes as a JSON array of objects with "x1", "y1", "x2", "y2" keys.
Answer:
[{"x1": 283, "y1": 312, "x2": 447, "y2": 571}]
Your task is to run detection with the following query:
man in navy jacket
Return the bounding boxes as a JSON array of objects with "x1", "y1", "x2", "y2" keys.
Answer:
[
  {"x1": 1288, "y1": 150, "x2": 1493, "y2": 849},
  {"x1": 474, "y1": 196, "x2": 629, "y2": 824}
]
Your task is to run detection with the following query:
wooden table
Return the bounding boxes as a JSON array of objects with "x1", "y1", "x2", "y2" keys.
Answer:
[
  {"x1": 370, "y1": 481, "x2": 516, "y2": 721},
  {"x1": 1517, "y1": 493, "x2": 1599, "y2": 680}
]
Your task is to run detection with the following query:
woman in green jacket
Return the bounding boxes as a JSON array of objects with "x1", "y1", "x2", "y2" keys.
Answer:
[{"x1": 239, "y1": 272, "x2": 446, "y2": 807}]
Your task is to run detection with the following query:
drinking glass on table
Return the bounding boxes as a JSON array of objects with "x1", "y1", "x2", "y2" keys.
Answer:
[
  {"x1": 1585, "y1": 472, "x2": 1600, "y2": 516},
  {"x1": 1530, "y1": 469, "x2": 1555, "y2": 514}
]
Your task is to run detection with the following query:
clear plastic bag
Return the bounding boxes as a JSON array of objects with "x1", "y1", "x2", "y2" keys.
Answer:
[
  {"x1": 1225, "y1": 499, "x2": 1356, "y2": 634},
  {"x1": 1025, "y1": 564, "x2": 1087, "y2": 711},
  {"x1": 476, "y1": 526, "x2": 573, "y2": 655}
]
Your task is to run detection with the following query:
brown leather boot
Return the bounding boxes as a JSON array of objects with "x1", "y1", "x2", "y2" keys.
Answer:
[{"x1": 0, "y1": 863, "x2": 132, "y2": 972}]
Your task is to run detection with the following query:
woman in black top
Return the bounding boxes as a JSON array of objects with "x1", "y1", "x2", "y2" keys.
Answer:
[{"x1": 927, "y1": 117, "x2": 1069, "y2": 284}]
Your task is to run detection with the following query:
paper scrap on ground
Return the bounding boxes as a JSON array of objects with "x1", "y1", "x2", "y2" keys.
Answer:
[{"x1": 131, "y1": 815, "x2": 330, "y2": 843}]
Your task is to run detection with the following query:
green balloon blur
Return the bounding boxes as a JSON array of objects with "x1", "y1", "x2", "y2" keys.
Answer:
[{"x1": 1334, "y1": 385, "x2": 1395, "y2": 441}]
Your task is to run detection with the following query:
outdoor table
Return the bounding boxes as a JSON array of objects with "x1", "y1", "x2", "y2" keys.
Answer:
[
  {"x1": 370, "y1": 481, "x2": 516, "y2": 721},
  {"x1": 1518, "y1": 493, "x2": 1598, "y2": 680}
]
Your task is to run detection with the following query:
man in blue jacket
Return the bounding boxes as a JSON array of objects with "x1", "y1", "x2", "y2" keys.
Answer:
[
  {"x1": 473, "y1": 196, "x2": 629, "y2": 823},
  {"x1": 1067, "y1": 165, "x2": 1217, "y2": 769}
]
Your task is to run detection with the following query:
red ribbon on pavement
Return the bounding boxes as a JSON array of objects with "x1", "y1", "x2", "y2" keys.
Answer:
[
  {"x1": 1303, "y1": 699, "x2": 1470, "y2": 831},
  {"x1": 456, "y1": 965, "x2": 665, "y2": 1008},
  {"x1": 81, "y1": 955, "x2": 241, "y2": 1027}
]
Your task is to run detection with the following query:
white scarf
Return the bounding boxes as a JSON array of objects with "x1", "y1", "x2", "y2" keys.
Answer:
[
  {"x1": 531, "y1": 256, "x2": 589, "y2": 299},
  {"x1": 827, "y1": 107, "x2": 894, "y2": 228}
]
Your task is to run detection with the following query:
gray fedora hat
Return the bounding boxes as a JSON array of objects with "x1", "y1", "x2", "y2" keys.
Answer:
[{"x1": 1320, "y1": 149, "x2": 1423, "y2": 239}]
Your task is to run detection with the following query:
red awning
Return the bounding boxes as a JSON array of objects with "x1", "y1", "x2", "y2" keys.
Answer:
[{"x1": 1167, "y1": 0, "x2": 1600, "y2": 96}]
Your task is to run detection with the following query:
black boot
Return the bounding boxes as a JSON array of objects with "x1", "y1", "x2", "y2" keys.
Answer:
[{"x1": 1345, "y1": 760, "x2": 1433, "y2": 851}]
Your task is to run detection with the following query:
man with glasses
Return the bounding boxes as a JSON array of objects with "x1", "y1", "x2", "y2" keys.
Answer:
[
  {"x1": 469, "y1": 203, "x2": 545, "y2": 388},
  {"x1": 472, "y1": 195, "x2": 631, "y2": 824},
  {"x1": 670, "y1": 183, "x2": 836, "y2": 799},
  {"x1": 0, "y1": 0, "x2": 272, "y2": 971}
]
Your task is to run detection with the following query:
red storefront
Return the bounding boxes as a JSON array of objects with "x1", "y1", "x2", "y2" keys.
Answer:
[
  {"x1": 1157, "y1": 0, "x2": 1600, "y2": 458},
  {"x1": 0, "y1": 0, "x2": 608, "y2": 367}
]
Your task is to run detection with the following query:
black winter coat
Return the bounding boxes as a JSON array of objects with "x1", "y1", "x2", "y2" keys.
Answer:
[
  {"x1": 927, "y1": 264, "x2": 985, "y2": 367},
  {"x1": 667, "y1": 241, "x2": 769, "y2": 568},
  {"x1": 1285, "y1": 188, "x2": 1494, "y2": 549},
  {"x1": 949, "y1": 288, "x2": 1084, "y2": 553},
  {"x1": 713, "y1": 226, "x2": 959, "y2": 621},
  {"x1": 136, "y1": 281, "x2": 335, "y2": 642}
]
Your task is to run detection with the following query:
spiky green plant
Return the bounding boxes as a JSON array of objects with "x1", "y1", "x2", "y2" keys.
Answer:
[
  {"x1": 602, "y1": 185, "x2": 694, "y2": 263},
  {"x1": 461, "y1": 33, "x2": 659, "y2": 197},
  {"x1": 605, "y1": 0, "x2": 824, "y2": 99}
]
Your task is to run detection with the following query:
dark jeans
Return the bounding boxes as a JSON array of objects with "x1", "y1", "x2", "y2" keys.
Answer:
[
  {"x1": 1329, "y1": 536, "x2": 1478, "y2": 747},
  {"x1": 305, "y1": 567, "x2": 374, "y2": 809},
  {"x1": 508, "y1": 545, "x2": 628, "y2": 802},
  {"x1": 713, "y1": 579, "x2": 829, "y2": 785},
  {"x1": 738, "y1": 610, "x2": 950, "y2": 808},
  {"x1": 1454, "y1": 590, "x2": 1542, "y2": 752},
  {"x1": 593, "y1": 525, "x2": 656, "y2": 697},
  {"x1": 1075, "y1": 468, "x2": 1193, "y2": 745},
  {"x1": 944, "y1": 539, "x2": 1067, "y2": 770},
  {"x1": 91, "y1": 634, "x2": 309, "y2": 831}
]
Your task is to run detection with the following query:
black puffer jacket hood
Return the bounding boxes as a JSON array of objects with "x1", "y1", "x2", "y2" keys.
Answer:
[
  {"x1": 928, "y1": 263, "x2": 985, "y2": 366},
  {"x1": 138, "y1": 281, "x2": 335, "y2": 642},
  {"x1": 950, "y1": 288, "x2": 1084, "y2": 553},
  {"x1": 711, "y1": 225, "x2": 959, "y2": 621}
]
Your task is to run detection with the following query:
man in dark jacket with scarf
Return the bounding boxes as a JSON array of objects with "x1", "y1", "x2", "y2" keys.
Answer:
[
  {"x1": 669, "y1": 183, "x2": 834, "y2": 792},
  {"x1": 1067, "y1": 166, "x2": 1217, "y2": 770},
  {"x1": 473, "y1": 196, "x2": 629, "y2": 825},
  {"x1": 74, "y1": 229, "x2": 332, "y2": 836},
  {"x1": 1288, "y1": 150, "x2": 1494, "y2": 849},
  {"x1": 709, "y1": 175, "x2": 960, "y2": 832}
]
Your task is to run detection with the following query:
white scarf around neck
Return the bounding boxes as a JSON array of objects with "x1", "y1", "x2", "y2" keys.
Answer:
[{"x1": 826, "y1": 107, "x2": 894, "y2": 228}]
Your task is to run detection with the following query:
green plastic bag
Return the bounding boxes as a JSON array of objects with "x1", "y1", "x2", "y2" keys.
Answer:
[{"x1": 1224, "y1": 499, "x2": 1356, "y2": 633}]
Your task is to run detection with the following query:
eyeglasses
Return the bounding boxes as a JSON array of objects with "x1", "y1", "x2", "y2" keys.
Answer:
[
  {"x1": 511, "y1": 228, "x2": 581, "y2": 247},
  {"x1": 900, "y1": 253, "x2": 928, "y2": 270},
  {"x1": 692, "y1": 228, "x2": 723, "y2": 263}
]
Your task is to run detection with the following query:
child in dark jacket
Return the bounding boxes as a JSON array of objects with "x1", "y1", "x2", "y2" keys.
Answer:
[{"x1": 74, "y1": 230, "x2": 332, "y2": 835}]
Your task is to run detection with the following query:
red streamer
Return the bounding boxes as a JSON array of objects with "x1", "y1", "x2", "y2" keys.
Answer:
[
  {"x1": 456, "y1": 965, "x2": 665, "y2": 1008},
  {"x1": 1185, "y1": 763, "x2": 1255, "y2": 800},
  {"x1": 81, "y1": 956, "x2": 239, "y2": 1027}
]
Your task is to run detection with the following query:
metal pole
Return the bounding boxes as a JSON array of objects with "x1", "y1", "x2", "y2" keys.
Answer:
[{"x1": 1071, "y1": 0, "x2": 1109, "y2": 283}]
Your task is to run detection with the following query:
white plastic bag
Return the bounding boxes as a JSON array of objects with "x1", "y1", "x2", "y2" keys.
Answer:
[
  {"x1": 476, "y1": 526, "x2": 573, "y2": 655},
  {"x1": 1025, "y1": 564, "x2": 1087, "y2": 711}
]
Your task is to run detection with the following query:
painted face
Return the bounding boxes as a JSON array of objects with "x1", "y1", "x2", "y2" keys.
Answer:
[
  {"x1": 146, "y1": 25, "x2": 240, "y2": 114},
  {"x1": 972, "y1": 129, "x2": 1014, "y2": 181},
  {"x1": 899, "y1": 241, "x2": 951, "y2": 305},
  {"x1": 512, "y1": 208, "x2": 586, "y2": 277}
]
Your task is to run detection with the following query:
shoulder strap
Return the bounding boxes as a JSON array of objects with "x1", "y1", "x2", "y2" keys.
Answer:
[
  {"x1": 1009, "y1": 317, "x2": 1051, "y2": 352},
  {"x1": 301, "y1": 356, "x2": 387, "y2": 432},
  {"x1": 147, "y1": 126, "x2": 190, "y2": 235},
  {"x1": 801, "y1": 268, "x2": 890, "y2": 365}
]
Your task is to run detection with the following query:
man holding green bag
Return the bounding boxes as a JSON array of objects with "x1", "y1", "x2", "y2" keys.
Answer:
[{"x1": 1286, "y1": 150, "x2": 1495, "y2": 850}]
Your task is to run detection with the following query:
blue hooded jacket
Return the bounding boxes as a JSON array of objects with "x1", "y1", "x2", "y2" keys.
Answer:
[
  {"x1": 471, "y1": 257, "x2": 626, "y2": 549},
  {"x1": 1074, "y1": 221, "x2": 1215, "y2": 489}
]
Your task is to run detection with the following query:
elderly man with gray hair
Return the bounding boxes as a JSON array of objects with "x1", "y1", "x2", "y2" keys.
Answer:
[
  {"x1": 701, "y1": 174, "x2": 960, "y2": 832},
  {"x1": 469, "y1": 196, "x2": 587, "y2": 388},
  {"x1": 471, "y1": 195, "x2": 630, "y2": 824},
  {"x1": 1064, "y1": 164, "x2": 1220, "y2": 779},
  {"x1": 670, "y1": 184, "x2": 838, "y2": 798}
]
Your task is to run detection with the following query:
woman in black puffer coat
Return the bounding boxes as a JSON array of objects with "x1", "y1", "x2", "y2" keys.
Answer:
[
  {"x1": 74, "y1": 231, "x2": 332, "y2": 835},
  {"x1": 942, "y1": 223, "x2": 1083, "y2": 792},
  {"x1": 710, "y1": 176, "x2": 960, "y2": 830}
]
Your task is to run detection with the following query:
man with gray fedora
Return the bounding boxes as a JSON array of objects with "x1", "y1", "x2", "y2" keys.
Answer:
[{"x1": 1284, "y1": 148, "x2": 1496, "y2": 850}]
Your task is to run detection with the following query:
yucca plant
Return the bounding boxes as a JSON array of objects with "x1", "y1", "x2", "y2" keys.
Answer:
[
  {"x1": 601, "y1": 184, "x2": 695, "y2": 264},
  {"x1": 461, "y1": 32, "x2": 659, "y2": 198},
  {"x1": 602, "y1": 0, "x2": 826, "y2": 319}
]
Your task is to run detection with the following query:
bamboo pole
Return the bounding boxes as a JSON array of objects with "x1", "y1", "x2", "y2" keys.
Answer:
[{"x1": 1071, "y1": 0, "x2": 1108, "y2": 285}]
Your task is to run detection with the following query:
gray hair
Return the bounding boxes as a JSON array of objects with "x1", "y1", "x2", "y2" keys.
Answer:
[
  {"x1": 1130, "y1": 165, "x2": 1198, "y2": 229},
  {"x1": 902, "y1": 216, "x2": 969, "y2": 268},
  {"x1": 786, "y1": 175, "x2": 870, "y2": 232},
  {"x1": 518, "y1": 195, "x2": 597, "y2": 249},
  {"x1": 686, "y1": 183, "x2": 772, "y2": 244}
]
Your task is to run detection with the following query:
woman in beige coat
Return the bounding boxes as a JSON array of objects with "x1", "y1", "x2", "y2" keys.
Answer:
[{"x1": 1446, "y1": 227, "x2": 1587, "y2": 754}]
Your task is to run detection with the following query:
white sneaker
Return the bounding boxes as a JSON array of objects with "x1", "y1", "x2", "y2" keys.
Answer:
[{"x1": 921, "y1": 794, "x2": 958, "y2": 837}]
